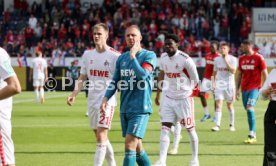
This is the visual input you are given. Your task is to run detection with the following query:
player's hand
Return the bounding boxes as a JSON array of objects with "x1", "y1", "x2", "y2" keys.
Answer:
[
  {"x1": 265, "y1": 86, "x2": 274, "y2": 95},
  {"x1": 67, "y1": 94, "x2": 76, "y2": 106},
  {"x1": 101, "y1": 97, "x2": 108, "y2": 112},
  {"x1": 130, "y1": 41, "x2": 140, "y2": 59},
  {"x1": 155, "y1": 96, "x2": 160, "y2": 106},
  {"x1": 236, "y1": 90, "x2": 240, "y2": 100}
]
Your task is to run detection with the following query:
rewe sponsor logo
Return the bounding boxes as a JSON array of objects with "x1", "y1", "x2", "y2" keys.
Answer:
[
  {"x1": 90, "y1": 69, "x2": 109, "y2": 77},
  {"x1": 121, "y1": 69, "x2": 135, "y2": 77},
  {"x1": 166, "y1": 72, "x2": 181, "y2": 78},
  {"x1": 241, "y1": 65, "x2": 255, "y2": 70}
]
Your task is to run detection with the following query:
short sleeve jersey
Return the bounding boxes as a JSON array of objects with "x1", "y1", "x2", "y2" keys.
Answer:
[
  {"x1": 238, "y1": 52, "x2": 267, "y2": 91},
  {"x1": 30, "y1": 57, "x2": 47, "y2": 79},
  {"x1": 80, "y1": 47, "x2": 120, "y2": 109},
  {"x1": 159, "y1": 50, "x2": 199, "y2": 99}
]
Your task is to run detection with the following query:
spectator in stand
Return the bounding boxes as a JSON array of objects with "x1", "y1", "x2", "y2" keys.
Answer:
[
  {"x1": 28, "y1": 13, "x2": 38, "y2": 30},
  {"x1": 0, "y1": 0, "x2": 267, "y2": 58},
  {"x1": 24, "y1": 25, "x2": 34, "y2": 48}
]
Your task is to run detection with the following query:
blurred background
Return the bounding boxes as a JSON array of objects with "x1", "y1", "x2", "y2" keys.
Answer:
[{"x1": 1, "y1": 0, "x2": 275, "y2": 90}]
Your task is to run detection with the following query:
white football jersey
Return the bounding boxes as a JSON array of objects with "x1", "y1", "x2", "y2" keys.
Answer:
[
  {"x1": 30, "y1": 57, "x2": 47, "y2": 79},
  {"x1": 80, "y1": 47, "x2": 120, "y2": 109},
  {"x1": 214, "y1": 55, "x2": 237, "y2": 89},
  {"x1": 159, "y1": 50, "x2": 199, "y2": 99},
  {"x1": 0, "y1": 47, "x2": 15, "y2": 113}
]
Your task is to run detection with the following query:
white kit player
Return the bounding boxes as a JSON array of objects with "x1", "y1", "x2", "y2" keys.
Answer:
[
  {"x1": 29, "y1": 51, "x2": 48, "y2": 103},
  {"x1": 212, "y1": 42, "x2": 237, "y2": 132},
  {"x1": 67, "y1": 23, "x2": 119, "y2": 166},
  {"x1": 199, "y1": 41, "x2": 220, "y2": 122},
  {"x1": 0, "y1": 47, "x2": 21, "y2": 166},
  {"x1": 153, "y1": 34, "x2": 199, "y2": 166}
]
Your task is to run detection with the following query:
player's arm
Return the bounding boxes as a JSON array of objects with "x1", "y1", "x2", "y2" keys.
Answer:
[
  {"x1": 212, "y1": 70, "x2": 217, "y2": 90},
  {"x1": 0, "y1": 75, "x2": 21, "y2": 100},
  {"x1": 259, "y1": 55, "x2": 268, "y2": 84},
  {"x1": 155, "y1": 70, "x2": 164, "y2": 106},
  {"x1": 212, "y1": 59, "x2": 218, "y2": 90},
  {"x1": 262, "y1": 69, "x2": 268, "y2": 84},
  {"x1": 131, "y1": 51, "x2": 157, "y2": 80},
  {"x1": 44, "y1": 67, "x2": 48, "y2": 82},
  {"x1": 68, "y1": 53, "x2": 88, "y2": 106},
  {"x1": 67, "y1": 74, "x2": 87, "y2": 106},
  {"x1": 102, "y1": 58, "x2": 121, "y2": 110},
  {"x1": 235, "y1": 69, "x2": 242, "y2": 100},
  {"x1": 185, "y1": 58, "x2": 200, "y2": 88}
]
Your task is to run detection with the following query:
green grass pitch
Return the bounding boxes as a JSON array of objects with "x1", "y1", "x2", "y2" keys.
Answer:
[{"x1": 12, "y1": 91, "x2": 266, "y2": 166}]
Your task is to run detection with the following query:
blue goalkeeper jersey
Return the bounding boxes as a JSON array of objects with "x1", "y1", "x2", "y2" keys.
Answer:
[{"x1": 105, "y1": 49, "x2": 157, "y2": 114}]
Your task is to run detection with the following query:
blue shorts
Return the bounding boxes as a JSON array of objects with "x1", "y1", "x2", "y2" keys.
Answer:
[
  {"x1": 242, "y1": 89, "x2": 259, "y2": 109},
  {"x1": 120, "y1": 113, "x2": 150, "y2": 139}
]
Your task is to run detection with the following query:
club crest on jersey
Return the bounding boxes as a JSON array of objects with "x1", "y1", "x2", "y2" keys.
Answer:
[
  {"x1": 175, "y1": 63, "x2": 179, "y2": 69},
  {"x1": 122, "y1": 62, "x2": 126, "y2": 66},
  {"x1": 90, "y1": 60, "x2": 93, "y2": 64},
  {"x1": 104, "y1": 60, "x2": 109, "y2": 66},
  {"x1": 251, "y1": 60, "x2": 255, "y2": 64},
  {"x1": 165, "y1": 65, "x2": 168, "y2": 71}
]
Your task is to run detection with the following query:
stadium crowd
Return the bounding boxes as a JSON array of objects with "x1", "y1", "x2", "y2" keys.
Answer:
[{"x1": 0, "y1": 0, "x2": 275, "y2": 64}]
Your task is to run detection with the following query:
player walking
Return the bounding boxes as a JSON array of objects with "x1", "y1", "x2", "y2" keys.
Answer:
[
  {"x1": 101, "y1": 25, "x2": 157, "y2": 166},
  {"x1": 67, "y1": 23, "x2": 119, "y2": 166},
  {"x1": 199, "y1": 41, "x2": 220, "y2": 122},
  {"x1": 236, "y1": 40, "x2": 268, "y2": 143},
  {"x1": 29, "y1": 51, "x2": 48, "y2": 103},
  {"x1": 153, "y1": 34, "x2": 199, "y2": 166},
  {"x1": 211, "y1": 42, "x2": 237, "y2": 132}
]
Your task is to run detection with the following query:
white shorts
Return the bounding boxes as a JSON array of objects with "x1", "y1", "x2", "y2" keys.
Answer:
[
  {"x1": 159, "y1": 95, "x2": 195, "y2": 129},
  {"x1": 214, "y1": 88, "x2": 235, "y2": 103},
  {"x1": 33, "y1": 79, "x2": 44, "y2": 87},
  {"x1": 0, "y1": 100, "x2": 15, "y2": 165},
  {"x1": 200, "y1": 78, "x2": 212, "y2": 92},
  {"x1": 88, "y1": 105, "x2": 115, "y2": 129}
]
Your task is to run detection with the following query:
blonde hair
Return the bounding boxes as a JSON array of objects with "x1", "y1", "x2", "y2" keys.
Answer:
[{"x1": 93, "y1": 23, "x2": 109, "y2": 32}]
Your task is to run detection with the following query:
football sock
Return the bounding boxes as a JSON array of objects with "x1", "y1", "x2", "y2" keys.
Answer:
[
  {"x1": 215, "y1": 110, "x2": 222, "y2": 127},
  {"x1": 106, "y1": 140, "x2": 116, "y2": 166},
  {"x1": 159, "y1": 126, "x2": 170, "y2": 164},
  {"x1": 123, "y1": 150, "x2": 136, "y2": 166},
  {"x1": 35, "y1": 89, "x2": 39, "y2": 102},
  {"x1": 94, "y1": 142, "x2": 107, "y2": 166},
  {"x1": 188, "y1": 128, "x2": 199, "y2": 161},
  {"x1": 136, "y1": 150, "x2": 150, "y2": 166},
  {"x1": 247, "y1": 110, "x2": 256, "y2": 135},
  {"x1": 40, "y1": 88, "x2": 44, "y2": 100},
  {"x1": 172, "y1": 122, "x2": 181, "y2": 149},
  {"x1": 229, "y1": 109, "x2": 235, "y2": 126}
]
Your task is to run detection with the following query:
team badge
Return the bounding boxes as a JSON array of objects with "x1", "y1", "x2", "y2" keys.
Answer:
[
  {"x1": 251, "y1": 60, "x2": 255, "y2": 64},
  {"x1": 104, "y1": 60, "x2": 109, "y2": 66},
  {"x1": 90, "y1": 60, "x2": 93, "y2": 64},
  {"x1": 175, "y1": 63, "x2": 179, "y2": 69}
]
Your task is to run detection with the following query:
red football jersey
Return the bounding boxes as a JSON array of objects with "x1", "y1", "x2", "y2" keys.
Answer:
[
  {"x1": 203, "y1": 53, "x2": 220, "y2": 79},
  {"x1": 238, "y1": 52, "x2": 267, "y2": 91}
]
